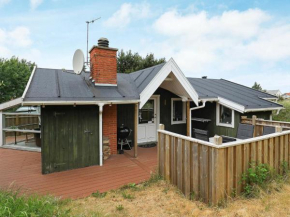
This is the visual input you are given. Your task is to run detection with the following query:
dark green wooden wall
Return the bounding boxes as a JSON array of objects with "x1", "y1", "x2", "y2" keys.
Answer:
[
  {"x1": 117, "y1": 88, "x2": 187, "y2": 145},
  {"x1": 191, "y1": 102, "x2": 272, "y2": 137},
  {"x1": 41, "y1": 106, "x2": 99, "y2": 174},
  {"x1": 154, "y1": 88, "x2": 187, "y2": 135}
]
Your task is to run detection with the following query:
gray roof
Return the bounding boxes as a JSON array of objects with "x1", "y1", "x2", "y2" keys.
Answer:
[
  {"x1": 24, "y1": 68, "x2": 139, "y2": 102},
  {"x1": 24, "y1": 64, "x2": 283, "y2": 110},
  {"x1": 129, "y1": 63, "x2": 166, "y2": 94},
  {"x1": 188, "y1": 78, "x2": 282, "y2": 109}
]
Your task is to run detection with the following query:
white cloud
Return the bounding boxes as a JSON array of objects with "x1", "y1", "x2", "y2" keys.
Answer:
[
  {"x1": 8, "y1": 27, "x2": 32, "y2": 47},
  {"x1": 148, "y1": 8, "x2": 290, "y2": 79},
  {"x1": 0, "y1": 26, "x2": 37, "y2": 61},
  {"x1": 30, "y1": 0, "x2": 43, "y2": 10},
  {"x1": 104, "y1": 2, "x2": 150, "y2": 28},
  {"x1": 0, "y1": 0, "x2": 11, "y2": 7}
]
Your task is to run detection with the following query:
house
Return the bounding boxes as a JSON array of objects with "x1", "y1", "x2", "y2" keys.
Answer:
[
  {"x1": 0, "y1": 38, "x2": 284, "y2": 174},
  {"x1": 282, "y1": 93, "x2": 290, "y2": 100},
  {"x1": 265, "y1": 89, "x2": 282, "y2": 97}
]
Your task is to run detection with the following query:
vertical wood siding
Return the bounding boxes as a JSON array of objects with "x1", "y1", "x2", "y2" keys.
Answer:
[{"x1": 41, "y1": 106, "x2": 99, "y2": 174}]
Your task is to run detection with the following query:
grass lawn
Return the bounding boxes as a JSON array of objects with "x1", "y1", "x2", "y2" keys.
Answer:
[
  {"x1": 273, "y1": 100, "x2": 290, "y2": 122},
  {"x1": 3, "y1": 174, "x2": 290, "y2": 217}
]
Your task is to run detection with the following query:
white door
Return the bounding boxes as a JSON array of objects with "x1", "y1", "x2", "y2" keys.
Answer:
[{"x1": 137, "y1": 98, "x2": 157, "y2": 144}]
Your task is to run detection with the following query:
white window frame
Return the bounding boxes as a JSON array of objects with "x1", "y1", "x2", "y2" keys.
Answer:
[
  {"x1": 216, "y1": 103, "x2": 235, "y2": 128},
  {"x1": 171, "y1": 98, "x2": 186, "y2": 125}
]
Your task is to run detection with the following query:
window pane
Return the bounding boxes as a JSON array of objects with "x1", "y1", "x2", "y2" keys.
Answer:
[
  {"x1": 139, "y1": 100, "x2": 154, "y2": 124},
  {"x1": 220, "y1": 105, "x2": 232, "y2": 124},
  {"x1": 173, "y1": 100, "x2": 183, "y2": 122}
]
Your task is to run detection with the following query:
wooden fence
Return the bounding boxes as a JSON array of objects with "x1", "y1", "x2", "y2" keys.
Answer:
[
  {"x1": 4, "y1": 114, "x2": 39, "y2": 136},
  {"x1": 241, "y1": 116, "x2": 290, "y2": 137},
  {"x1": 158, "y1": 124, "x2": 290, "y2": 205}
]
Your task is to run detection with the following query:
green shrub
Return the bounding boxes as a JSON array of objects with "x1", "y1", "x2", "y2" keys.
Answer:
[
  {"x1": 241, "y1": 163, "x2": 271, "y2": 197},
  {"x1": 116, "y1": 204, "x2": 124, "y2": 211},
  {"x1": 120, "y1": 183, "x2": 137, "y2": 190},
  {"x1": 122, "y1": 192, "x2": 135, "y2": 200},
  {"x1": 0, "y1": 189, "x2": 70, "y2": 217},
  {"x1": 241, "y1": 162, "x2": 290, "y2": 198},
  {"x1": 92, "y1": 190, "x2": 107, "y2": 198}
]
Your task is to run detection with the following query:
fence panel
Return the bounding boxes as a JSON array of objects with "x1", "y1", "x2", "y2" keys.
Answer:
[{"x1": 158, "y1": 124, "x2": 290, "y2": 205}]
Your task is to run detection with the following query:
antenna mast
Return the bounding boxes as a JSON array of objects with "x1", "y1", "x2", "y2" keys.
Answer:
[{"x1": 86, "y1": 17, "x2": 101, "y2": 67}]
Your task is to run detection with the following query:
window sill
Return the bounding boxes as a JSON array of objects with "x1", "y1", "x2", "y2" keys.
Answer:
[
  {"x1": 171, "y1": 121, "x2": 186, "y2": 125},
  {"x1": 216, "y1": 122, "x2": 234, "y2": 129}
]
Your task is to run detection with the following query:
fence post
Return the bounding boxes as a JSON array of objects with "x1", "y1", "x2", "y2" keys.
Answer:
[
  {"x1": 275, "y1": 126, "x2": 282, "y2": 133},
  {"x1": 252, "y1": 115, "x2": 257, "y2": 137},
  {"x1": 213, "y1": 135, "x2": 222, "y2": 145},
  {"x1": 241, "y1": 116, "x2": 247, "y2": 124},
  {"x1": 158, "y1": 124, "x2": 165, "y2": 176}
]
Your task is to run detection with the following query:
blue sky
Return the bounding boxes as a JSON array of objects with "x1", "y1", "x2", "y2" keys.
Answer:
[{"x1": 1, "y1": 0, "x2": 290, "y2": 92}]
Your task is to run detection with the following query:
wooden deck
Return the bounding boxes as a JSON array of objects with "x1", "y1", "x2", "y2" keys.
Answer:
[{"x1": 0, "y1": 146, "x2": 157, "y2": 199}]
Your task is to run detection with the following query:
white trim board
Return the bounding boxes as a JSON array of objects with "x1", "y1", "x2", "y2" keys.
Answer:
[
  {"x1": 22, "y1": 66, "x2": 36, "y2": 99},
  {"x1": 0, "y1": 98, "x2": 23, "y2": 111},
  {"x1": 139, "y1": 58, "x2": 199, "y2": 108},
  {"x1": 171, "y1": 98, "x2": 186, "y2": 125},
  {"x1": 0, "y1": 111, "x2": 3, "y2": 147},
  {"x1": 218, "y1": 97, "x2": 245, "y2": 113}
]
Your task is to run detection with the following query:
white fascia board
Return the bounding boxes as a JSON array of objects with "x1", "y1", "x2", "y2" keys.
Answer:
[
  {"x1": 22, "y1": 66, "x2": 36, "y2": 99},
  {"x1": 218, "y1": 97, "x2": 245, "y2": 113},
  {"x1": 0, "y1": 98, "x2": 23, "y2": 111},
  {"x1": 139, "y1": 58, "x2": 199, "y2": 109},
  {"x1": 244, "y1": 107, "x2": 283, "y2": 112},
  {"x1": 22, "y1": 99, "x2": 140, "y2": 106}
]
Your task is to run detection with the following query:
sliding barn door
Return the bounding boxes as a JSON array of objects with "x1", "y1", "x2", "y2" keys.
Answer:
[{"x1": 41, "y1": 106, "x2": 99, "y2": 174}]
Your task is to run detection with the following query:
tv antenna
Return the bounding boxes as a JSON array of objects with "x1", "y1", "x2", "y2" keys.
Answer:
[{"x1": 86, "y1": 17, "x2": 101, "y2": 66}]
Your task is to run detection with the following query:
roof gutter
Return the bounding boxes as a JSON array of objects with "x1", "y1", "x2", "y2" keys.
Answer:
[
  {"x1": 189, "y1": 98, "x2": 218, "y2": 137},
  {"x1": 22, "y1": 100, "x2": 140, "y2": 106},
  {"x1": 244, "y1": 107, "x2": 284, "y2": 114}
]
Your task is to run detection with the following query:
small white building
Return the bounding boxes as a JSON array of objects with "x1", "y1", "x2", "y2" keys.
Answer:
[{"x1": 266, "y1": 90, "x2": 282, "y2": 97}]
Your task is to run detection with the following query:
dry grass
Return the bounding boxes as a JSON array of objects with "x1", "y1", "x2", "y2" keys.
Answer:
[{"x1": 67, "y1": 179, "x2": 290, "y2": 217}]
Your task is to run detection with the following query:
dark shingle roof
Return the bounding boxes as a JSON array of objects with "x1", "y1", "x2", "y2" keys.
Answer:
[
  {"x1": 187, "y1": 78, "x2": 282, "y2": 109},
  {"x1": 129, "y1": 63, "x2": 166, "y2": 94},
  {"x1": 24, "y1": 64, "x2": 283, "y2": 110},
  {"x1": 24, "y1": 68, "x2": 139, "y2": 102}
]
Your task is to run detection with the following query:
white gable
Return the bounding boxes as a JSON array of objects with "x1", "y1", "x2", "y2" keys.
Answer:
[{"x1": 139, "y1": 58, "x2": 199, "y2": 108}]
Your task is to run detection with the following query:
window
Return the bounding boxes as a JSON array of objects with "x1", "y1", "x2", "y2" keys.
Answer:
[
  {"x1": 216, "y1": 103, "x2": 234, "y2": 128},
  {"x1": 171, "y1": 98, "x2": 186, "y2": 124},
  {"x1": 139, "y1": 99, "x2": 155, "y2": 124}
]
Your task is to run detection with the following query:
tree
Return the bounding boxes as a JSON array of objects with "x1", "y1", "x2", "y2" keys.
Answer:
[
  {"x1": 252, "y1": 82, "x2": 263, "y2": 91},
  {"x1": 0, "y1": 57, "x2": 35, "y2": 103},
  {"x1": 117, "y1": 50, "x2": 166, "y2": 73}
]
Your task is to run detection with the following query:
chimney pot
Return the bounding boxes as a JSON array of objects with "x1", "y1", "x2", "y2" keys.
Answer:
[{"x1": 98, "y1": 37, "x2": 109, "y2": 47}]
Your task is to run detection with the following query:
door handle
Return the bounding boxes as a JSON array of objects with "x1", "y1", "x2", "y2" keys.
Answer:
[{"x1": 84, "y1": 130, "x2": 92, "y2": 135}]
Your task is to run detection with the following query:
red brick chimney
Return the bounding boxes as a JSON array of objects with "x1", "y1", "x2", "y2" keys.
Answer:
[{"x1": 89, "y1": 38, "x2": 118, "y2": 86}]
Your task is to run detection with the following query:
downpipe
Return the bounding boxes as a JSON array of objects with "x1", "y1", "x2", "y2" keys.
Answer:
[{"x1": 98, "y1": 103, "x2": 105, "y2": 166}]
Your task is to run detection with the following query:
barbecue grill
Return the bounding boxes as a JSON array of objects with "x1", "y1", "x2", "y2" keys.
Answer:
[{"x1": 117, "y1": 124, "x2": 132, "y2": 154}]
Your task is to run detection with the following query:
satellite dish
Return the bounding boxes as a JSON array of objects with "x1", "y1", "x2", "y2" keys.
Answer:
[{"x1": 73, "y1": 49, "x2": 84, "y2": 74}]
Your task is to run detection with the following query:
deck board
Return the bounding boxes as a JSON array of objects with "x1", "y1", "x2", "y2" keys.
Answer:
[{"x1": 0, "y1": 147, "x2": 157, "y2": 199}]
